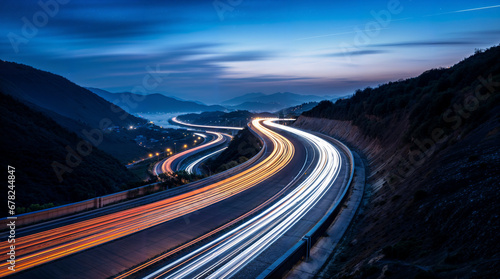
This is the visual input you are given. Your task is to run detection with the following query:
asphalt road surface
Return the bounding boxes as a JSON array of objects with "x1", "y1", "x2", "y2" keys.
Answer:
[{"x1": 3, "y1": 119, "x2": 350, "y2": 279}]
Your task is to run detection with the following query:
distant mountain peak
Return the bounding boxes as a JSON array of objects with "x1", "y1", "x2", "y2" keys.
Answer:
[
  {"x1": 87, "y1": 88, "x2": 226, "y2": 114},
  {"x1": 221, "y1": 91, "x2": 328, "y2": 111}
]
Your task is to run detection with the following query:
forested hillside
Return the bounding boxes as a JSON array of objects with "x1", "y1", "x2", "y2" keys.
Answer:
[
  {"x1": 0, "y1": 92, "x2": 137, "y2": 214},
  {"x1": 297, "y1": 46, "x2": 500, "y2": 278}
]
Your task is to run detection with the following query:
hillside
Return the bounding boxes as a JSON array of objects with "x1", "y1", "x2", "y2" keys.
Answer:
[
  {"x1": 221, "y1": 92, "x2": 327, "y2": 110},
  {"x1": 87, "y1": 88, "x2": 226, "y2": 113},
  {"x1": 0, "y1": 92, "x2": 136, "y2": 215},
  {"x1": 177, "y1": 110, "x2": 274, "y2": 127},
  {"x1": 203, "y1": 127, "x2": 262, "y2": 173},
  {"x1": 0, "y1": 61, "x2": 144, "y2": 129},
  {"x1": 221, "y1": 92, "x2": 267, "y2": 105},
  {"x1": 0, "y1": 61, "x2": 151, "y2": 162},
  {"x1": 296, "y1": 46, "x2": 500, "y2": 278},
  {"x1": 228, "y1": 101, "x2": 284, "y2": 112},
  {"x1": 277, "y1": 101, "x2": 319, "y2": 117}
]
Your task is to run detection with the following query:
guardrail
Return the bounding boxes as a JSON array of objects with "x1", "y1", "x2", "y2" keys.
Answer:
[
  {"x1": 0, "y1": 123, "x2": 267, "y2": 228},
  {"x1": 0, "y1": 182, "x2": 163, "y2": 227},
  {"x1": 257, "y1": 134, "x2": 355, "y2": 279}
]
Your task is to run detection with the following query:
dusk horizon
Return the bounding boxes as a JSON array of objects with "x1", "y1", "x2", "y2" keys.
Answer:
[
  {"x1": 1, "y1": 1, "x2": 499, "y2": 278},
  {"x1": 1, "y1": 0, "x2": 499, "y2": 104}
]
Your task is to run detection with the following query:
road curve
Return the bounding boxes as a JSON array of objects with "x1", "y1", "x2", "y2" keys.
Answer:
[
  {"x1": 153, "y1": 131, "x2": 229, "y2": 175},
  {"x1": 142, "y1": 120, "x2": 343, "y2": 279},
  {"x1": 185, "y1": 147, "x2": 227, "y2": 175},
  {"x1": 0, "y1": 119, "x2": 295, "y2": 277}
]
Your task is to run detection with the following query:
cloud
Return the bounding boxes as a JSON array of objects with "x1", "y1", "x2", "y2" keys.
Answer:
[
  {"x1": 221, "y1": 75, "x2": 316, "y2": 83},
  {"x1": 201, "y1": 51, "x2": 273, "y2": 63},
  {"x1": 326, "y1": 49, "x2": 388, "y2": 57},
  {"x1": 461, "y1": 29, "x2": 500, "y2": 37},
  {"x1": 51, "y1": 18, "x2": 171, "y2": 40},
  {"x1": 371, "y1": 40, "x2": 476, "y2": 48}
]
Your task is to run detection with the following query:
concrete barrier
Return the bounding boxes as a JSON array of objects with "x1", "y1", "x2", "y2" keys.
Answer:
[
  {"x1": 257, "y1": 133, "x2": 355, "y2": 279},
  {"x1": 0, "y1": 123, "x2": 268, "y2": 228},
  {"x1": 0, "y1": 182, "x2": 164, "y2": 228}
]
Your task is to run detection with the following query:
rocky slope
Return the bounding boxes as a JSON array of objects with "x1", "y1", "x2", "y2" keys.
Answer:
[{"x1": 294, "y1": 46, "x2": 500, "y2": 278}]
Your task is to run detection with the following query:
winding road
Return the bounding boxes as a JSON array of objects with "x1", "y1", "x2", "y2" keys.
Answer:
[
  {"x1": 153, "y1": 131, "x2": 231, "y2": 176},
  {"x1": 141, "y1": 120, "x2": 345, "y2": 279},
  {"x1": 1, "y1": 118, "x2": 352, "y2": 279}
]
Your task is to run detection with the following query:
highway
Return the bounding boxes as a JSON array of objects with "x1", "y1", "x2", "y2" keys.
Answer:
[
  {"x1": 141, "y1": 120, "x2": 343, "y2": 279},
  {"x1": 154, "y1": 130, "x2": 233, "y2": 176},
  {"x1": 2, "y1": 119, "x2": 350, "y2": 279},
  {"x1": 185, "y1": 147, "x2": 227, "y2": 175},
  {"x1": 0, "y1": 119, "x2": 298, "y2": 277}
]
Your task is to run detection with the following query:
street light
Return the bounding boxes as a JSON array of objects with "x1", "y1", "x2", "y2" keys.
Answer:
[{"x1": 183, "y1": 144, "x2": 187, "y2": 149}]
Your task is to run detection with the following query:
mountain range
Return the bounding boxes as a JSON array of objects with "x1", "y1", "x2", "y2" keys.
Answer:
[
  {"x1": 0, "y1": 80, "x2": 136, "y2": 212},
  {"x1": 221, "y1": 92, "x2": 329, "y2": 111},
  {"x1": 88, "y1": 88, "x2": 331, "y2": 113},
  {"x1": 87, "y1": 88, "x2": 226, "y2": 114},
  {"x1": 0, "y1": 60, "x2": 149, "y2": 162},
  {"x1": 0, "y1": 62, "x2": 143, "y2": 130}
]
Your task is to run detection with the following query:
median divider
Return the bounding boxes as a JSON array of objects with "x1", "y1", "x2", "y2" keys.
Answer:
[
  {"x1": 174, "y1": 132, "x2": 222, "y2": 171},
  {"x1": 0, "y1": 182, "x2": 163, "y2": 228},
  {"x1": 257, "y1": 134, "x2": 355, "y2": 279},
  {"x1": 0, "y1": 123, "x2": 267, "y2": 228}
]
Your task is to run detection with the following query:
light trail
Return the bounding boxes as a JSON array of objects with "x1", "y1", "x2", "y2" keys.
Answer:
[
  {"x1": 143, "y1": 119, "x2": 342, "y2": 279},
  {"x1": 172, "y1": 117, "x2": 244, "y2": 130},
  {"x1": 185, "y1": 147, "x2": 227, "y2": 174},
  {"x1": 155, "y1": 131, "x2": 225, "y2": 175},
  {"x1": 194, "y1": 133, "x2": 207, "y2": 138},
  {"x1": 0, "y1": 119, "x2": 294, "y2": 277}
]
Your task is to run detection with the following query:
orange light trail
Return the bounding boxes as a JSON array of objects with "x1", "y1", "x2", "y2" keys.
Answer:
[
  {"x1": 156, "y1": 131, "x2": 225, "y2": 175},
  {"x1": 0, "y1": 119, "x2": 294, "y2": 277},
  {"x1": 143, "y1": 119, "x2": 342, "y2": 279}
]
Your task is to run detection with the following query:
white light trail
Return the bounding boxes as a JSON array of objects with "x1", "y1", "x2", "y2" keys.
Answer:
[
  {"x1": 143, "y1": 119, "x2": 342, "y2": 279},
  {"x1": 194, "y1": 133, "x2": 207, "y2": 138},
  {"x1": 185, "y1": 147, "x2": 227, "y2": 174}
]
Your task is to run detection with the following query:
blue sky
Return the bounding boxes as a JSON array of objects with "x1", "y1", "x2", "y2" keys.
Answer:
[{"x1": 1, "y1": 0, "x2": 499, "y2": 104}]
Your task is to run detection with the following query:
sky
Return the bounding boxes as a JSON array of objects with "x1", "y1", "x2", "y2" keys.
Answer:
[{"x1": 0, "y1": 0, "x2": 499, "y2": 104}]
